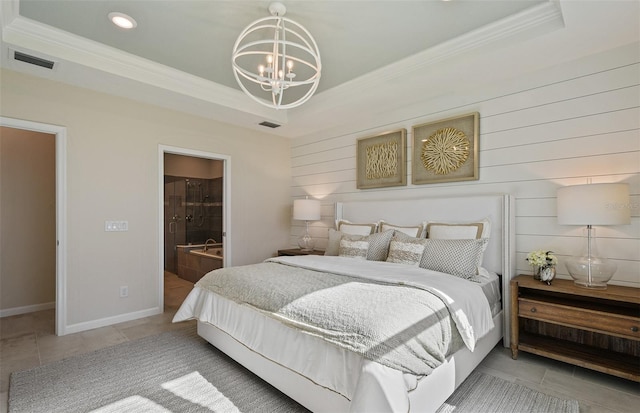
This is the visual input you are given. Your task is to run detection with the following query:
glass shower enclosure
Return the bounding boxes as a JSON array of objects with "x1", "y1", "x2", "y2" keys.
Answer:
[{"x1": 164, "y1": 176, "x2": 223, "y2": 273}]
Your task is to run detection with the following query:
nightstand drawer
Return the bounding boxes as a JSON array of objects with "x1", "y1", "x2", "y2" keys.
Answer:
[{"x1": 519, "y1": 298, "x2": 640, "y2": 340}]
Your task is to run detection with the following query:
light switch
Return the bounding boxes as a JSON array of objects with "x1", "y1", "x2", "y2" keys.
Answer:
[{"x1": 105, "y1": 220, "x2": 129, "y2": 232}]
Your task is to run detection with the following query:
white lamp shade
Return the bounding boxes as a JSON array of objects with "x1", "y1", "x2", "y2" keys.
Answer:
[
  {"x1": 557, "y1": 183, "x2": 630, "y2": 225},
  {"x1": 293, "y1": 199, "x2": 320, "y2": 221}
]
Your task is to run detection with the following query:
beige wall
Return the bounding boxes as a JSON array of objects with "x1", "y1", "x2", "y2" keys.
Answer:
[
  {"x1": 0, "y1": 127, "x2": 56, "y2": 313},
  {"x1": 0, "y1": 69, "x2": 291, "y2": 329}
]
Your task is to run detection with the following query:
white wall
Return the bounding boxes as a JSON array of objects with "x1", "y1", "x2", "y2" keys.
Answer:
[
  {"x1": 290, "y1": 42, "x2": 640, "y2": 288},
  {"x1": 0, "y1": 69, "x2": 291, "y2": 330}
]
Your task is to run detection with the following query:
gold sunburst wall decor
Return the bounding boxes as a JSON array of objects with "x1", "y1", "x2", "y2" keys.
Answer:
[
  {"x1": 412, "y1": 113, "x2": 479, "y2": 185},
  {"x1": 420, "y1": 127, "x2": 470, "y2": 175},
  {"x1": 357, "y1": 129, "x2": 407, "y2": 189}
]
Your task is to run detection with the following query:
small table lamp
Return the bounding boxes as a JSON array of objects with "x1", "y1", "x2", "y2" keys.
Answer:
[
  {"x1": 557, "y1": 183, "x2": 630, "y2": 289},
  {"x1": 293, "y1": 197, "x2": 321, "y2": 251}
]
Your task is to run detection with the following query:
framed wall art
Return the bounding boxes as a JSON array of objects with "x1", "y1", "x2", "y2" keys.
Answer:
[
  {"x1": 356, "y1": 129, "x2": 407, "y2": 189},
  {"x1": 411, "y1": 112, "x2": 479, "y2": 185}
]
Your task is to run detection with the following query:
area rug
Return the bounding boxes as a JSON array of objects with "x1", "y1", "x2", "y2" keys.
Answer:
[
  {"x1": 436, "y1": 371, "x2": 580, "y2": 413},
  {"x1": 9, "y1": 325, "x2": 579, "y2": 413}
]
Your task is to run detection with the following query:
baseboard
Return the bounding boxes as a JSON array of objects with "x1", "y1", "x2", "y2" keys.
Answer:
[
  {"x1": 63, "y1": 307, "x2": 163, "y2": 335},
  {"x1": 0, "y1": 301, "x2": 55, "y2": 318}
]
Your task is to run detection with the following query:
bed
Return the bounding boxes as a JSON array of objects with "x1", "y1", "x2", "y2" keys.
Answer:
[{"x1": 173, "y1": 194, "x2": 515, "y2": 412}]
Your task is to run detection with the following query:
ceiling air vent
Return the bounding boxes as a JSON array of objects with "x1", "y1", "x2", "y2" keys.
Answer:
[
  {"x1": 259, "y1": 121, "x2": 281, "y2": 129},
  {"x1": 14, "y1": 51, "x2": 55, "y2": 70}
]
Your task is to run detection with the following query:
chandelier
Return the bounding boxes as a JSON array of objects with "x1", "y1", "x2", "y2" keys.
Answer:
[{"x1": 232, "y1": 2, "x2": 321, "y2": 110}]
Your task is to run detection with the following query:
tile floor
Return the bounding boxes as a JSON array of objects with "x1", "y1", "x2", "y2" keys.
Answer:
[{"x1": 1, "y1": 272, "x2": 638, "y2": 412}]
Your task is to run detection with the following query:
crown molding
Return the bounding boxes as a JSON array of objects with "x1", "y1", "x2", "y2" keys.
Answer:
[
  {"x1": 318, "y1": 1, "x2": 564, "y2": 101},
  {"x1": 1, "y1": 5, "x2": 286, "y2": 124},
  {"x1": 0, "y1": 0, "x2": 563, "y2": 136}
]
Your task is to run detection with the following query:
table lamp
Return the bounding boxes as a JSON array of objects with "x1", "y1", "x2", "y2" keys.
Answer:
[
  {"x1": 293, "y1": 197, "x2": 320, "y2": 251},
  {"x1": 557, "y1": 183, "x2": 630, "y2": 289}
]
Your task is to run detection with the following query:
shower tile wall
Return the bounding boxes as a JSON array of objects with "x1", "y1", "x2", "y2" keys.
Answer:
[{"x1": 164, "y1": 176, "x2": 223, "y2": 273}]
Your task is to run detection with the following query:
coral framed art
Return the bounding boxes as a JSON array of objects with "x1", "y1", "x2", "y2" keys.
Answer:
[
  {"x1": 411, "y1": 112, "x2": 479, "y2": 185},
  {"x1": 356, "y1": 129, "x2": 407, "y2": 189}
]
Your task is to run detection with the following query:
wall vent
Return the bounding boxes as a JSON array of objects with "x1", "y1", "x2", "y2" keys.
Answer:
[
  {"x1": 14, "y1": 51, "x2": 55, "y2": 70},
  {"x1": 258, "y1": 121, "x2": 281, "y2": 129}
]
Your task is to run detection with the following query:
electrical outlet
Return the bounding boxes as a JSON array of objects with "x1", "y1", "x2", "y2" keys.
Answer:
[{"x1": 120, "y1": 286, "x2": 128, "y2": 298}]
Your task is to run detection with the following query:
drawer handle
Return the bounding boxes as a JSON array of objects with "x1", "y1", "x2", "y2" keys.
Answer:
[
  {"x1": 632, "y1": 326, "x2": 639, "y2": 333},
  {"x1": 530, "y1": 307, "x2": 537, "y2": 313}
]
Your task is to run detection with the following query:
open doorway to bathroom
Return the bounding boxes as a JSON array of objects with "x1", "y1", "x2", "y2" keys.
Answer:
[{"x1": 159, "y1": 146, "x2": 230, "y2": 313}]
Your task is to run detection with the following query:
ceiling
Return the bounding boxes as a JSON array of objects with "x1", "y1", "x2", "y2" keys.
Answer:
[{"x1": 1, "y1": 1, "x2": 638, "y2": 138}]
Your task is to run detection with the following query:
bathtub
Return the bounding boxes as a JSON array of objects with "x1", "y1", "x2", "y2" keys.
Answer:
[
  {"x1": 190, "y1": 247, "x2": 223, "y2": 259},
  {"x1": 176, "y1": 243, "x2": 223, "y2": 283}
]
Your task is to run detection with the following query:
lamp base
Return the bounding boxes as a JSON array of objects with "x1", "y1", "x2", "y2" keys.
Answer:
[
  {"x1": 297, "y1": 233, "x2": 315, "y2": 252},
  {"x1": 565, "y1": 255, "x2": 617, "y2": 289}
]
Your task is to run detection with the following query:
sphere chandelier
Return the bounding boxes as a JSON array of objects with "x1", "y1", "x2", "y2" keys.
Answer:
[{"x1": 232, "y1": 2, "x2": 321, "y2": 110}]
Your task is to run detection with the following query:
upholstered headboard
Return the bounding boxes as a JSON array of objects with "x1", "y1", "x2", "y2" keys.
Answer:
[{"x1": 335, "y1": 193, "x2": 516, "y2": 345}]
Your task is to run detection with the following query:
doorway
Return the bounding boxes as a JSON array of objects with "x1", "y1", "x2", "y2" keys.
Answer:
[
  {"x1": 158, "y1": 145, "x2": 230, "y2": 311},
  {"x1": 0, "y1": 117, "x2": 67, "y2": 336}
]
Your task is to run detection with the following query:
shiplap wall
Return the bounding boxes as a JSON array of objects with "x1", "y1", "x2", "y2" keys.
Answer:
[{"x1": 289, "y1": 42, "x2": 640, "y2": 288}]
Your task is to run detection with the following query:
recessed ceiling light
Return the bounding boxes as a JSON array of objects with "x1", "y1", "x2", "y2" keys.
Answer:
[{"x1": 108, "y1": 12, "x2": 137, "y2": 29}]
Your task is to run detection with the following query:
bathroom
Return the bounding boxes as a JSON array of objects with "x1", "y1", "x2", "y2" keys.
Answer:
[{"x1": 164, "y1": 153, "x2": 224, "y2": 283}]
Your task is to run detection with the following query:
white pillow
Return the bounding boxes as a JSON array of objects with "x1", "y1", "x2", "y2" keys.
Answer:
[
  {"x1": 336, "y1": 219, "x2": 378, "y2": 236},
  {"x1": 379, "y1": 221, "x2": 425, "y2": 238},
  {"x1": 426, "y1": 218, "x2": 491, "y2": 240}
]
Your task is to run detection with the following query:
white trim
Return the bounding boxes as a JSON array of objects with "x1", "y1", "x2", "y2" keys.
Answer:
[
  {"x1": 0, "y1": 116, "x2": 68, "y2": 336},
  {"x1": 64, "y1": 306, "x2": 161, "y2": 335},
  {"x1": 0, "y1": 301, "x2": 55, "y2": 318},
  {"x1": 158, "y1": 145, "x2": 231, "y2": 310}
]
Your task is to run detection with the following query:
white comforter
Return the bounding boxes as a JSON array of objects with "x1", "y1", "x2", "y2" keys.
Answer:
[
  {"x1": 265, "y1": 256, "x2": 495, "y2": 351},
  {"x1": 173, "y1": 256, "x2": 495, "y2": 412}
]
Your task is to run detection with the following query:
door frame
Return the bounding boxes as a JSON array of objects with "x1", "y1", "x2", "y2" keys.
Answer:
[
  {"x1": 158, "y1": 145, "x2": 231, "y2": 309},
  {"x1": 1, "y1": 116, "x2": 68, "y2": 336}
]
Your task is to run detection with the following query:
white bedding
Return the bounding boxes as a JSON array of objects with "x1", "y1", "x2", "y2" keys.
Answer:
[{"x1": 173, "y1": 256, "x2": 497, "y2": 412}]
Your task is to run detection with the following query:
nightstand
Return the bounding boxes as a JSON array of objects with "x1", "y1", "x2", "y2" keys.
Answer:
[
  {"x1": 277, "y1": 248, "x2": 325, "y2": 256},
  {"x1": 510, "y1": 275, "x2": 640, "y2": 382}
]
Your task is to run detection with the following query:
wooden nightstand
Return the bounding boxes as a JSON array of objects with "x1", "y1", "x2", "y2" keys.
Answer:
[
  {"x1": 510, "y1": 275, "x2": 640, "y2": 382},
  {"x1": 277, "y1": 248, "x2": 325, "y2": 256}
]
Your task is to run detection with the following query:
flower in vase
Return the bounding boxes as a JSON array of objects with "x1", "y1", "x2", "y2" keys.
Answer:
[{"x1": 526, "y1": 250, "x2": 558, "y2": 268}]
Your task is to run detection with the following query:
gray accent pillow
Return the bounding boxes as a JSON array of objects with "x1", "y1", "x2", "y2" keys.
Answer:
[{"x1": 419, "y1": 238, "x2": 489, "y2": 281}]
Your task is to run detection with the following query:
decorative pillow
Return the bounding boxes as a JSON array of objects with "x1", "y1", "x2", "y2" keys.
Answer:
[
  {"x1": 324, "y1": 228, "x2": 344, "y2": 256},
  {"x1": 336, "y1": 220, "x2": 378, "y2": 236},
  {"x1": 386, "y1": 236, "x2": 429, "y2": 265},
  {"x1": 426, "y1": 218, "x2": 491, "y2": 240},
  {"x1": 419, "y1": 238, "x2": 489, "y2": 281},
  {"x1": 365, "y1": 229, "x2": 394, "y2": 261},
  {"x1": 329, "y1": 230, "x2": 394, "y2": 260},
  {"x1": 338, "y1": 237, "x2": 369, "y2": 260},
  {"x1": 379, "y1": 221, "x2": 425, "y2": 238}
]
